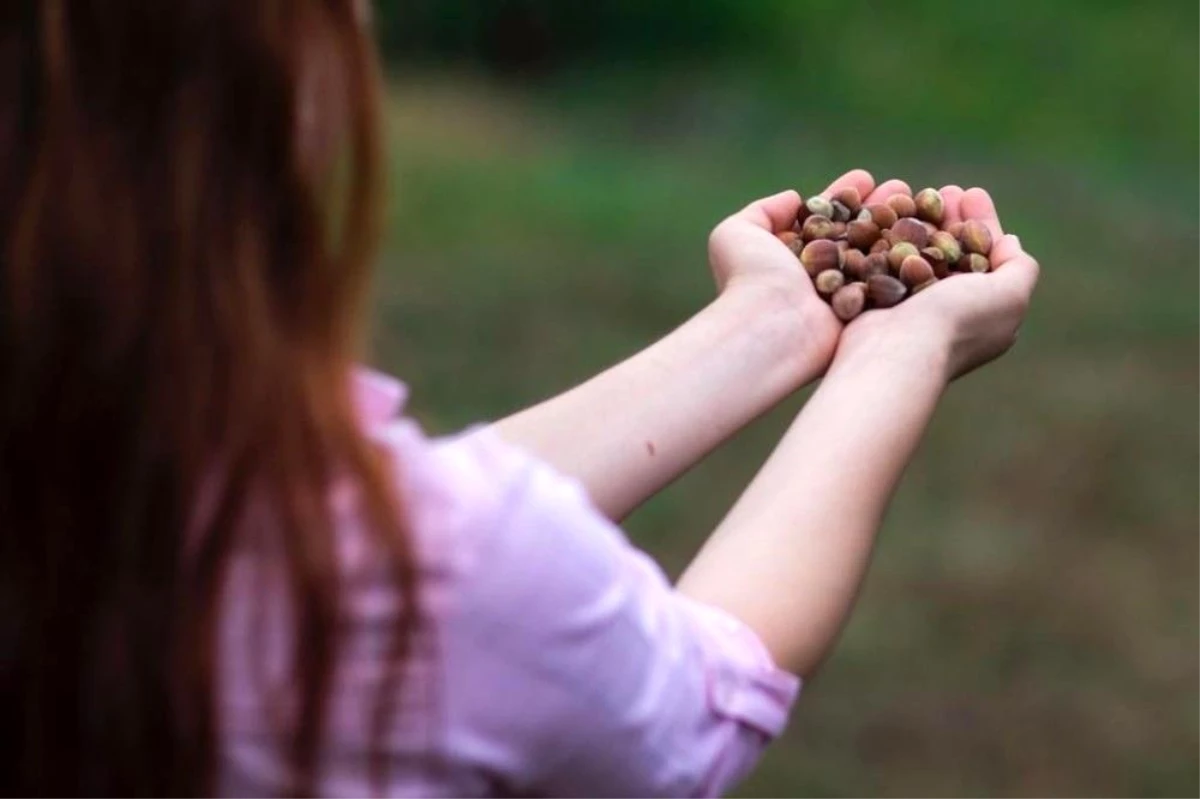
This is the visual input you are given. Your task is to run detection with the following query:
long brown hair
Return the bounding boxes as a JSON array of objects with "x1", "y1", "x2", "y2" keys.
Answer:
[{"x1": 0, "y1": 2, "x2": 419, "y2": 794}]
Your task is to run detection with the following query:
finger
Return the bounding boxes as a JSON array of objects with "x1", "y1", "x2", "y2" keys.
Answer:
[
  {"x1": 961, "y1": 187, "x2": 1004, "y2": 241},
  {"x1": 864, "y1": 179, "x2": 911, "y2": 205},
  {"x1": 989, "y1": 234, "x2": 1040, "y2": 301},
  {"x1": 940, "y1": 185, "x2": 965, "y2": 226},
  {"x1": 817, "y1": 169, "x2": 875, "y2": 201},
  {"x1": 729, "y1": 189, "x2": 804, "y2": 233},
  {"x1": 990, "y1": 231, "x2": 1023, "y2": 265}
]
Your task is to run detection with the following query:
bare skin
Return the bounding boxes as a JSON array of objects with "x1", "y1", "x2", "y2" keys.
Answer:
[{"x1": 494, "y1": 174, "x2": 1039, "y2": 678}]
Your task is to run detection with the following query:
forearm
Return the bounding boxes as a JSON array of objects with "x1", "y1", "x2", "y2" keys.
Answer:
[
  {"x1": 677, "y1": 331, "x2": 950, "y2": 678},
  {"x1": 492, "y1": 286, "x2": 824, "y2": 520}
]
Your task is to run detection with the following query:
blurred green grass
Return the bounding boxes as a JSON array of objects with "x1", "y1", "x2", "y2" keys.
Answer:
[{"x1": 367, "y1": 2, "x2": 1197, "y2": 795}]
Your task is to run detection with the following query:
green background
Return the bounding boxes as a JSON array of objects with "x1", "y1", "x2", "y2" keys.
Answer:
[{"x1": 366, "y1": 2, "x2": 1199, "y2": 795}]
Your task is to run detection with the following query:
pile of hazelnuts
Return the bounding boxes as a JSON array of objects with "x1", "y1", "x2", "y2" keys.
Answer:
[{"x1": 778, "y1": 187, "x2": 994, "y2": 322}]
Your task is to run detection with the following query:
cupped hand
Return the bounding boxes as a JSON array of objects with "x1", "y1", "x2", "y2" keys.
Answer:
[
  {"x1": 708, "y1": 170, "x2": 914, "y2": 371},
  {"x1": 837, "y1": 186, "x2": 1040, "y2": 380}
]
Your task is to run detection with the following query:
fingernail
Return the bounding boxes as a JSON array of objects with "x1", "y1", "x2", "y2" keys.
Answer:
[{"x1": 1012, "y1": 235, "x2": 1023, "y2": 249}]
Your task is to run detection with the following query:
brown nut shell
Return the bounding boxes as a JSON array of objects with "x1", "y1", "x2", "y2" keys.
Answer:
[
  {"x1": 805, "y1": 196, "x2": 834, "y2": 219},
  {"x1": 886, "y1": 193, "x2": 917, "y2": 218},
  {"x1": 799, "y1": 239, "x2": 842, "y2": 277},
  {"x1": 845, "y1": 219, "x2": 881, "y2": 251},
  {"x1": 961, "y1": 252, "x2": 991, "y2": 273},
  {"x1": 801, "y1": 214, "x2": 836, "y2": 241},
  {"x1": 831, "y1": 282, "x2": 867, "y2": 322},
  {"x1": 890, "y1": 217, "x2": 930, "y2": 249},
  {"x1": 887, "y1": 241, "x2": 920, "y2": 272},
  {"x1": 961, "y1": 220, "x2": 993, "y2": 255},
  {"x1": 914, "y1": 188, "x2": 945, "y2": 224},
  {"x1": 778, "y1": 230, "x2": 803, "y2": 255},
  {"x1": 863, "y1": 203, "x2": 898, "y2": 229},
  {"x1": 832, "y1": 187, "x2": 863, "y2": 215},
  {"x1": 899, "y1": 254, "x2": 935, "y2": 287},
  {"x1": 921, "y1": 246, "x2": 951, "y2": 279},
  {"x1": 912, "y1": 276, "x2": 939, "y2": 294},
  {"x1": 794, "y1": 197, "x2": 811, "y2": 228},
  {"x1": 867, "y1": 274, "x2": 907, "y2": 308},
  {"x1": 842, "y1": 249, "x2": 867, "y2": 280},
  {"x1": 870, "y1": 237, "x2": 892, "y2": 255},
  {"x1": 814, "y1": 269, "x2": 845, "y2": 296},
  {"x1": 929, "y1": 231, "x2": 962, "y2": 265},
  {"x1": 862, "y1": 253, "x2": 890, "y2": 279}
]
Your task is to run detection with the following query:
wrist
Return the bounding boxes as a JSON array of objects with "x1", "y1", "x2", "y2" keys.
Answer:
[
  {"x1": 715, "y1": 281, "x2": 832, "y2": 391},
  {"x1": 832, "y1": 315, "x2": 954, "y2": 386}
]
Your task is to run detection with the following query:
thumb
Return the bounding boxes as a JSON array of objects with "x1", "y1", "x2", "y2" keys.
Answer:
[
  {"x1": 708, "y1": 190, "x2": 803, "y2": 267},
  {"x1": 989, "y1": 234, "x2": 1040, "y2": 304},
  {"x1": 729, "y1": 190, "x2": 803, "y2": 233}
]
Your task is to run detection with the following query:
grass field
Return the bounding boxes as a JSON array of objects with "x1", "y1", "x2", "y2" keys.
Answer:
[{"x1": 366, "y1": 18, "x2": 1198, "y2": 793}]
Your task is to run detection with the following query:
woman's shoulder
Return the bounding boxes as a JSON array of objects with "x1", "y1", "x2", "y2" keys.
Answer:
[{"x1": 349, "y1": 368, "x2": 615, "y2": 594}]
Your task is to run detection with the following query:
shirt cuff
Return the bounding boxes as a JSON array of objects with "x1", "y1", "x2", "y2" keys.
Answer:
[{"x1": 678, "y1": 594, "x2": 801, "y2": 739}]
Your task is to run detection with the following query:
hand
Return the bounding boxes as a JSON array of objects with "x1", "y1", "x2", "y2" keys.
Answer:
[
  {"x1": 836, "y1": 186, "x2": 1041, "y2": 381},
  {"x1": 707, "y1": 170, "x2": 915, "y2": 373}
]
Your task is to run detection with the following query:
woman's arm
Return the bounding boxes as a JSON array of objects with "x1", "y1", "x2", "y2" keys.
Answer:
[
  {"x1": 677, "y1": 188, "x2": 1040, "y2": 678},
  {"x1": 492, "y1": 284, "x2": 819, "y2": 521},
  {"x1": 493, "y1": 172, "x2": 912, "y2": 521},
  {"x1": 677, "y1": 332, "x2": 950, "y2": 677}
]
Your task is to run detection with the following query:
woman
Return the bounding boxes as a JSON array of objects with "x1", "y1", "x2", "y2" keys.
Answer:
[{"x1": 0, "y1": 2, "x2": 1039, "y2": 796}]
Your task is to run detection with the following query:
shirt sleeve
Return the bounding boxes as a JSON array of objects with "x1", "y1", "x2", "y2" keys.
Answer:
[{"x1": 436, "y1": 428, "x2": 800, "y2": 798}]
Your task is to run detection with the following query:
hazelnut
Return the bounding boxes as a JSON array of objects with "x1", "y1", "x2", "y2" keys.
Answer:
[
  {"x1": 800, "y1": 239, "x2": 842, "y2": 276},
  {"x1": 805, "y1": 196, "x2": 835, "y2": 219},
  {"x1": 801, "y1": 214, "x2": 836, "y2": 241},
  {"x1": 961, "y1": 220, "x2": 993, "y2": 255},
  {"x1": 778, "y1": 230, "x2": 803, "y2": 255},
  {"x1": 863, "y1": 203, "x2": 898, "y2": 229},
  {"x1": 831, "y1": 282, "x2": 867, "y2": 322},
  {"x1": 914, "y1": 188, "x2": 945, "y2": 224},
  {"x1": 842, "y1": 249, "x2": 867, "y2": 279},
  {"x1": 899, "y1": 254, "x2": 935, "y2": 287},
  {"x1": 890, "y1": 217, "x2": 930, "y2": 249},
  {"x1": 867, "y1": 274, "x2": 907, "y2": 308},
  {"x1": 830, "y1": 200, "x2": 852, "y2": 223},
  {"x1": 862, "y1": 252, "x2": 890, "y2": 279},
  {"x1": 846, "y1": 219, "x2": 881, "y2": 251},
  {"x1": 886, "y1": 193, "x2": 917, "y2": 218},
  {"x1": 887, "y1": 241, "x2": 920, "y2": 272},
  {"x1": 832, "y1": 186, "x2": 863, "y2": 214},
  {"x1": 929, "y1": 230, "x2": 962, "y2": 265},
  {"x1": 961, "y1": 252, "x2": 991, "y2": 273},
  {"x1": 794, "y1": 200, "x2": 811, "y2": 228},
  {"x1": 870, "y1": 237, "x2": 891, "y2": 255},
  {"x1": 815, "y1": 269, "x2": 846, "y2": 296},
  {"x1": 920, "y1": 246, "x2": 950, "y2": 278}
]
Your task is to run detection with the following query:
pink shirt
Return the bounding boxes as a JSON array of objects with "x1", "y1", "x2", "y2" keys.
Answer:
[{"x1": 218, "y1": 370, "x2": 799, "y2": 797}]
